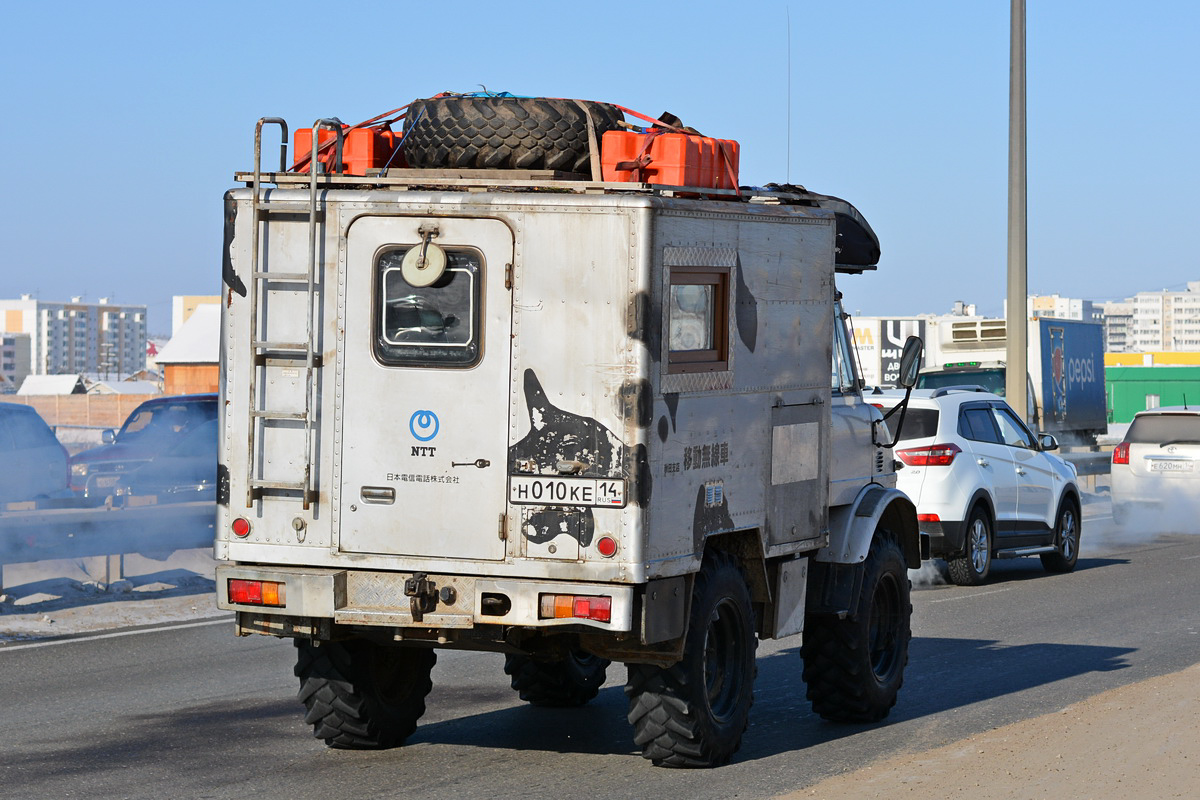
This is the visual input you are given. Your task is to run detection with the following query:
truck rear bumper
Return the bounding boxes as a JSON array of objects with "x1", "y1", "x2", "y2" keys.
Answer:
[{"x1": 215, "y1": 563, "x2": 635, "y2": 633}]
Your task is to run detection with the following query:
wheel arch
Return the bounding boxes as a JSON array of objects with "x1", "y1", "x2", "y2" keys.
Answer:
[
  {"x1": 808, "y1": 484, "x2": 919, "y2": 619},
  {"x1": 821, "y1": 484, "x2": 921, "y2": 569}
]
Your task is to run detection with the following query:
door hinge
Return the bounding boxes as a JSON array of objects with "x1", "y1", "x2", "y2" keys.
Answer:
[
  {"x1": 498, "y1": 512, "x2": 508, "y2": 541},
  {"x1": 504, "y1": 262, "x2": 513, "y2": 290}
]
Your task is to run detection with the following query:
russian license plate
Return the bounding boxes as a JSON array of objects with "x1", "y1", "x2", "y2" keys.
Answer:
[
  {"x1": 1149, "y1": 460, "x2": 1194, "y2": 472},
  {"x1": 509, "y1": 476, "x2": 626, "y2": 507}
]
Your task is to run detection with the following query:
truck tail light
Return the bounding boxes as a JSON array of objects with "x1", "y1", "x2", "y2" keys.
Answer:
[
  {"x1": 1112, "y1": 442, "x2": 1130, "y2": 465},
  {"x1": 228, "y1": 578, "x2": 286, "y2": 606},
  {"x1": 231, "y1": 517, "x2": 251, "y2": 537},
  {"x1": 538, "y1": 594, "x2": 612, "y2": 623},
  {"x1": 896, "y1": 443, "x2": 962, "y2": 467}
]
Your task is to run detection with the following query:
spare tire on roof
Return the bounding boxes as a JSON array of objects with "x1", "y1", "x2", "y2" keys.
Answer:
[{"x1": 402, "y1": 96, "x2": 624, "y2": 174}]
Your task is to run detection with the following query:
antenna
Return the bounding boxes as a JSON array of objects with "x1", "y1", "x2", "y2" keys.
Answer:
[{"x1": 786, "y1": 6, "x2": 792, "y2": 183}]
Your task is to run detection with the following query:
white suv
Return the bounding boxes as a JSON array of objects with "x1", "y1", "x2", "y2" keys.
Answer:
[
  {"x1": 1111, "y1": 406, "x2": 1200, "y2": 526},
  {"x1": 873, "y1": 387, "x2": 1081, "y2": 585}
]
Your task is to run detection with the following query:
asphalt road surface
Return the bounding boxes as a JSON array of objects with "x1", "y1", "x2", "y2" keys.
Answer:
[{"x1": 2, "y1": 525, "x2": 1198, "y2": 799}]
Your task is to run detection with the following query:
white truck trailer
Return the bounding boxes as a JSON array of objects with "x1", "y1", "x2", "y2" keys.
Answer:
[{"x1": 214, "y1": 99, "x2": 924, "y2": 768}]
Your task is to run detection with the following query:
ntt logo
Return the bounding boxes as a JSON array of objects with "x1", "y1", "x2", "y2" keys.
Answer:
[{"x1": 409, "y1": 410, "x2": 440, "y2": 442}]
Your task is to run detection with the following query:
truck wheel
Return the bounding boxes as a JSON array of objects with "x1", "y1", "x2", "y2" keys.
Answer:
[
  {"x1": 294, "y1": 638, "x2": 436, "y2": 749},
  {"x1": 802, "y1": 529, "x2": 912, "y2": 722},
  {"x1": 1041, "y1": 497, "x2": 1081, "y2": 573},
  {"x1": 625, "y1": 551, "x2": 757, "y2": 768},
  {"x1": 402, "y1": 96, "x2": 624, "y2": 174},
  {"x1": 504, "y1": 650, "x2": 611, "y2": 707},
  {"x1": 947, "y1": 506, "x2": 992, "y2": 586}
]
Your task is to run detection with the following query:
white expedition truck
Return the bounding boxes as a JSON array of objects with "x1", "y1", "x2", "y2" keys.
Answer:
[{"x1": 215, "y1": 100, "x2": 924, "y2": 768}]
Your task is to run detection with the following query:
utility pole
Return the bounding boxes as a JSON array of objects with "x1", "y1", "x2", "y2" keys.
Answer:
[{"x1": 1005, "y1": 0, "x2": 1029, "y2": 420}]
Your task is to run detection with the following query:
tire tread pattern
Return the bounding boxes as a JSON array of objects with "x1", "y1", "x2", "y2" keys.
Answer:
[
  {"x1": 504, "y1": 652, "x2": 611, "y2": 707},
  {"x1": 403, "y1": 97, "x2": 624, "y2": 174},
  {"x1": 625, "y1": 551, "x2": 758, "y2": 768},
  {"x1": 294, "y1": 639, "x2": 435, "y2": 749},
  {"x1": 801, "y1": 532, "x2": 912, "y2": 723}
]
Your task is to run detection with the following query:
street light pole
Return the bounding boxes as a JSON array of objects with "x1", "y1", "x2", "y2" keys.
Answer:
[{"x1": 1006, "y1": 0, "x2": 1029, "y2": 420}]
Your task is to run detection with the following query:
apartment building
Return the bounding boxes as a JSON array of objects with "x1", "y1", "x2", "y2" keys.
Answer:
[{"x1": 0, "y1": 295, "x2": 147, "y2": 377}]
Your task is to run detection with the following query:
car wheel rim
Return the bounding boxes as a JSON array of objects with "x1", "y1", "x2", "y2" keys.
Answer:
[
  {"x1": 1059, "y1": 509, "x2": 1077, "y2": 560},
  {"x1": 868, "y1": 570, "x2": 902, "y2": 681},
  {"x1": 703, "y1": 598, "x2": 745, "y2": 723},
  {"x1": 969, "y1": 519, "x2": 989, "y2": 573}
]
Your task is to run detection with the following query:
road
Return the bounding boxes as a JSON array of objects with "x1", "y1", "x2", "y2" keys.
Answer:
[{"x1": 2, "y1": 525, "x2": 1198, "y2": 799}]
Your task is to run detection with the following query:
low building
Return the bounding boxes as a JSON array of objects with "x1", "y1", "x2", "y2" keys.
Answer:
[{"x1": 156, "y1": 303, "x2": 218, "y2": 395}]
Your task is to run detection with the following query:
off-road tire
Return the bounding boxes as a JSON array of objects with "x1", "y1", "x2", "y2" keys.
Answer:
[
  {"x1": 504, "y1": 651, "x2": 611, "y2": 707},
  {"x1": 402, "y1": 96, "x2": 624, "y2": 174},
  {"x1": 295, "y1": 638, "x2": 435, "y2": 749},
  {"x1": 948, "y1": 506, "x2": 992, "y2": 586},
  {"x1": 625, "y1": 550, "x2": 758, "y2": 768},
  {"x1": 802, "y1": 529, "x2": 912, "y2": 722},
  {"x1": 1041, "y1": 496, "x2": 1081, "y2": 573}
]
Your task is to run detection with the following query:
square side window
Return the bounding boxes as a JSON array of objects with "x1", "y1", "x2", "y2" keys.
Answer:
[{"x1": 668, "y1": 267, "x2": 729, "y2": 374}]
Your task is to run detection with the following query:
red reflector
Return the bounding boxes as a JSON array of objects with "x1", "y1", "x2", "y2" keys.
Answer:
[
  {"x1": 595, "y1": 536, "x2": 618, "y2": 558},
  {"x1": 231, "y1": 517, "x2": 251, "y2": 537},
  {"x1": 1112, "y1": 442, "x2": 1130, "y2": 465},
  {"x1": 896, "y1": 443, "x2": 962, "y2": 467},
  {"x1": 228, "y1": 578, "x2": 285, "y2": 606},
  {"x1": 917, "y1": 513, "x2": 941, "y2": 522},
  {"x1": 574, "y1": 596, "x2": 612, "y2": 623}
]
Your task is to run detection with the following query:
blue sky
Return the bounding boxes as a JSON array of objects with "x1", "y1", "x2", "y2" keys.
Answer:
[{"x1": 2, "y1": 1, "x2": 1196, "y2": 333}]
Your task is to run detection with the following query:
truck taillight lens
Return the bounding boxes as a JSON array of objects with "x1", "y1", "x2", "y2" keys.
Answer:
[
  {"x1": 538, "y1": 594, "x2": 612, "y2": 623},
  {"x1": 231, "y1": 517, "x2": 251, "y2": 537},
  {"x1": 896, "y1": 443, "x2": 962, "y2": 467},
  {"x1": 228, "y1": 578, "x2": 285, "y2": 606},
  {"x1": 595, "y1": 536, "x2": 618, "y2": 557},
  {"x1": 1112, "y1": 442, "x2": 1130, "y2": 465}
]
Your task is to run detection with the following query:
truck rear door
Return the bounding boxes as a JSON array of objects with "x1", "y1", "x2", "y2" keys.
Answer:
[{"x1": 338, "y1": 216, "x2": 513, "y2": 561}]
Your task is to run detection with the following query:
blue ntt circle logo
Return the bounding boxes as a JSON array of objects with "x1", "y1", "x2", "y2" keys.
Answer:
[{"x1": 409, "y1": 410, "x2": 439, "y2": 442}]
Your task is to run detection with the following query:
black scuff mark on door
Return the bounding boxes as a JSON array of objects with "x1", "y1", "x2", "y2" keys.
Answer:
[
  {"x1": 626, "y1": 443, "x2": 652, "y2": 506},
  {"x1": 522, "y1": 507, "x2": 595, "y2": 547},
  {"x1": 692, "y1": 483, "x2": 734, "y2": 553},
  {"x1": 663, "y1": 393, "x2": 680, "y2": 433},
  {"x1": 656, "y1": 415, "x2": 669, "y2": 443},
  {"x1": 628, "y1": 291, "x2": 661, "y2": 363},
  {"x1": 509, "y1": 369, "x2": 622, "y2": 474},
  {"x1": 222, "y1": 192, "x2": 247, "y2": 298},
  {"x1": 734, "y1": 261, "x2": 757, "y2": 353},
  {"x1": 619, "y1": 379, "x2": 653, "y2": 429}
]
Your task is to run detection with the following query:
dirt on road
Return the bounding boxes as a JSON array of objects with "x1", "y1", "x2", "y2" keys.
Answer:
[{"x1": 783, "y1": 662, "x2": 1200, "y2": 800}]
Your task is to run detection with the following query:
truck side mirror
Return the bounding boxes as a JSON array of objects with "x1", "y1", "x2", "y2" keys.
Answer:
[
  {"x1": 102, "y1": 429, "x2": 116, "y2": 444},
  {"x1": 897, "y1": 336, "x2": 924, "y2": 389}
]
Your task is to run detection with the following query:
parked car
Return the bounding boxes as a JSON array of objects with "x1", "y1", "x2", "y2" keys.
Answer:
[
  {"x1": 69, "y1": 393, "x2": 218, "y2": 497},
  {"x1": 874, "y1": 386, "x2": 1082, "y2": 585},
  {"x1": 0, "y1": 402, "x2": 70, "y2": 507},
  {"x1": 114, "y1": 418, "x2": 218, "y2": 501},
  {"x1": 1111, "y1": 406, "x2": 1200, "y2": 528}
]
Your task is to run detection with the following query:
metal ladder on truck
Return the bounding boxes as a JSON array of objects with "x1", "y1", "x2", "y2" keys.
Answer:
[{"x1": 244, "y1": 118, "x2": 344, "y2": 510}]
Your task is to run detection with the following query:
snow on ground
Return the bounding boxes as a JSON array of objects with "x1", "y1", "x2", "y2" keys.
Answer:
[{"x1": 0, "y1": 548, "x2": 223, "y2": 643}]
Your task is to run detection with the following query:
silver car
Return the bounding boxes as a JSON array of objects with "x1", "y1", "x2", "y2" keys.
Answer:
[{"x1": 1111, "y1": 406, "x2": 1200, "y2": 528}]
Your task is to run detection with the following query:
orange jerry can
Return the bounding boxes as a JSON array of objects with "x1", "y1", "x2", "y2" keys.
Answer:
[
  {"x1": 601, "y1": 130, "x2": 740, "y2": 189},
  {"x1": 293, "y1": 127, "x2": 400, "y2": 175}
]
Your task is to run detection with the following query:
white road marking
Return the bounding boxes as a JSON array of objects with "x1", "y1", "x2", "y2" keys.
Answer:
[
  {"x1": 0, "y1": 616, "x2": 232, "y2": 652},
  {"x1": 927, "y1": 587, "x2": 1012, "y2": 603}
]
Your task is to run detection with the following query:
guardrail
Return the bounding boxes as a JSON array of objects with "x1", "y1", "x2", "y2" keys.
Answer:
[
  {"x1": 0, "y1": 499, "x2": 214, "y2": 592},
  {"x1": 1062, "y1": 451, "x2": 1111, "y2": 477}
]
